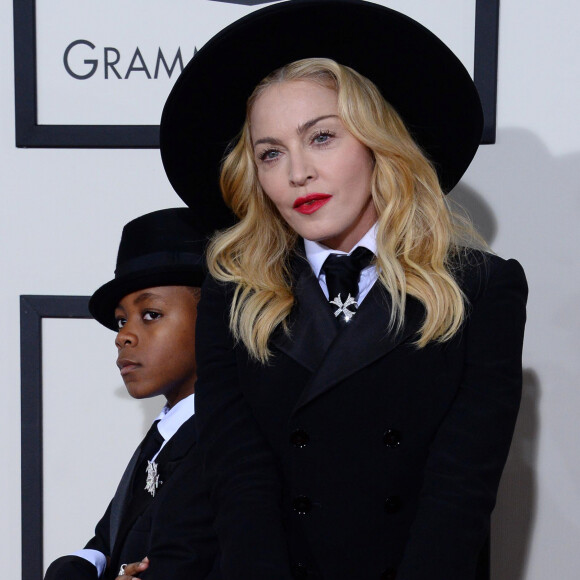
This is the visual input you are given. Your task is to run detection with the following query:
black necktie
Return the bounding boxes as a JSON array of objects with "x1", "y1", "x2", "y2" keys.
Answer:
[
  {"x1": 321, "y1": 247, "x2": 374, "y2": 325},
  {"x1": 131, "y1": 420, "x2": 164, "y2": 498}
]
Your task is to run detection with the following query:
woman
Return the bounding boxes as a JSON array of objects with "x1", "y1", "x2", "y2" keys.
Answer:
[{"x1": 160, "y1": 2, "x2": 527, "y2": 579}]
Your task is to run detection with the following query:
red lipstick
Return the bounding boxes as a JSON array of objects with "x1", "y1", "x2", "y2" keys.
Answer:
[{"x1": 293, "y1": 194, "x2": 332, "y2": 215}]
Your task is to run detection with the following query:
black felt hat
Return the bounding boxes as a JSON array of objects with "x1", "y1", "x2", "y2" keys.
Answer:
[
  {"x1": 89, "y1": 208, "x2": 208, "y2": 331},
  {"x1": 160, "y1": 0, "x2": 484, "y2": 235}
]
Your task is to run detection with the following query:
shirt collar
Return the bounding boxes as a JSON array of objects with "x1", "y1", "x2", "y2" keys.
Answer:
[
  {"x1": 155, "y1": 393, "x2": 195, "y2": 442},
  {"x1": 304, "y1": 223, "x2": 378, "y2": 278}
]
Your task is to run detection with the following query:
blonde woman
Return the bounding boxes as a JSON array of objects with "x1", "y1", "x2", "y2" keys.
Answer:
[{"x1": 160, "y1": 2, "x2": 528, "y2": 579}]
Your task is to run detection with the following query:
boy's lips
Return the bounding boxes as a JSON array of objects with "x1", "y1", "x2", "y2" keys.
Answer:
[
  {"x1": 117, "y1": 358, "x2": 141, "y2": 376},
  {"x1": 293, "y1": 193, "x2": 332, "y2": 215}
]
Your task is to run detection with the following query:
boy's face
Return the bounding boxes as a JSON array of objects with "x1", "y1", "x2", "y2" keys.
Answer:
[{"x1": 114, "y1": 285, "x2": 199, "y2": 408}]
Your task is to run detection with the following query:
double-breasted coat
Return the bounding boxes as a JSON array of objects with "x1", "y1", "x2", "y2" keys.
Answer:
[
  {"x1": 44, "y1": 416, "x2": 220, "y2": 580},
  {"x1": 194, "y1": 249, "x2": 527, "y2": 580}
]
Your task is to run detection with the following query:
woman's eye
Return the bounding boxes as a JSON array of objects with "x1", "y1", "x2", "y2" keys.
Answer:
[
  {"x1": 312, "y1": 130, "x2": 333, "y2": 145},
  {"x1": 258, "y1": 148, "x2": 280, "y2": 162},
  {"x1": 115, "y1": 318, "x2": 126, "y2": 329},
  {"x1": 143, "y1": 311, "x2": 162, "y2": 321}
]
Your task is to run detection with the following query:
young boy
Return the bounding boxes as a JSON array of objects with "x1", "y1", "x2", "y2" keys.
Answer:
[{"x1": 44, "y1": 208, "x2": 219, "y2": 580}]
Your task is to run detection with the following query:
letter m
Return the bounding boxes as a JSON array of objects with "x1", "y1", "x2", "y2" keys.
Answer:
[{"x1": 155, "y1": 48, "x2": 184, "y2": 79}]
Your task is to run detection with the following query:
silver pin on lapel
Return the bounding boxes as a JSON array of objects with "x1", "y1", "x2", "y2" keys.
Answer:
[
  {"x1": 145, "y1": 460, "x2": 160, "y2": 496},
  {"x1": 329, "y1": 293, "x2": 358, "y2": 322}
]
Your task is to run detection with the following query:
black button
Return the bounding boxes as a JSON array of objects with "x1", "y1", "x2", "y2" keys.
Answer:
[
  {"x1": 384, "y1": 496, "x2": 401, "y2": 514},
  {"x1": 290, "y1": 429, "x2": 310, "y2": 448},
  {"x1": 380, "y1": 567, "x2": 397, "y2": 580},
  {"x1": 292, "y1": 495, "x2": 312, "y2": 515},
  {"x1": 292, "y1": 563, "x2": 309, "y2": 578},
  {"x1": 383, "y1": 428, "x2": 401, "y2": 448}
]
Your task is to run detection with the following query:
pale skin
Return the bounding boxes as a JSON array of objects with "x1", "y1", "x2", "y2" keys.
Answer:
[{"x1": 250, "y1": 79, "x2": 377, "y2": 253}]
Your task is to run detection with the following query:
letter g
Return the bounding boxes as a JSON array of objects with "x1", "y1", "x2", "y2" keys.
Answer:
[{"x1": 63, "y1": 40, "x2": 98, "y2": 79}]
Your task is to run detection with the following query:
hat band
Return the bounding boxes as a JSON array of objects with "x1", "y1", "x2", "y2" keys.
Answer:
[{"x1": 115, "y1": 251, "x2": 204, "y2": 278}]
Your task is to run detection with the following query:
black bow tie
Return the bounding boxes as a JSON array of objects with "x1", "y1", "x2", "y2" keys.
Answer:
[{"x1": 321, "y1": 247, "x2": 374, "y2": 325}]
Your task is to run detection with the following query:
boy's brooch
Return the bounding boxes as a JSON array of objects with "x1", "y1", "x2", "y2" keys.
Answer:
[{"x1": 145, "y1": 460, "x2": 161, "y2": 496}]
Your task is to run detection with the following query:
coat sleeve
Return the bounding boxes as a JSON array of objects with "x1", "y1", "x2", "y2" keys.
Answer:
[
  {"x1": 194, "y1": 276, "x2": 292, "y2": 580},
  {"x1": 137, "y1": 514, "x2": 221, "y2": 580},
  {"x1": 397, "y1": 257, "x2": 528, "y2": 580},
  {"x1": 137, "y1": 517, "x2": 220, "y2": 580},
  {"x1": 44, "y1": 556, "x2": 100, "y2": 580},
  {"x1": 135, "y1": 449, "x2": 220, "y2": 580},
  {"x1": 84, "y1": 500, "x2": 112, "y2": 555}
]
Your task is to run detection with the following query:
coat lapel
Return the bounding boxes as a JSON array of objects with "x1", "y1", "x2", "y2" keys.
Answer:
[
  {"x1": 109, "y1": 416, "x2": 198, "y2": 563},
  {"x1": 293, "y1": 283, "x2": 424, "y2": 412},
  {"x1": 109, "y1": 446, "x2": 141, "y2": 550},
  {"x1": 270, "y1": 252, "x2": 339, "y2": 373},
  {"x1": 269, "y1": 244, "x2": 425, "y2": 413},
  {"x1": 155, "y1": 414, "x2": 198, "y2": 481}
]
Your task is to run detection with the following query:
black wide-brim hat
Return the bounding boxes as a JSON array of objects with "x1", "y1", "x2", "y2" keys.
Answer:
[
  {"x1": 89, "y1": 208, "x2": 208, "y2": 331},
  {"x1": 160, "y1": 0, "x2": 484, "y2": 236}
]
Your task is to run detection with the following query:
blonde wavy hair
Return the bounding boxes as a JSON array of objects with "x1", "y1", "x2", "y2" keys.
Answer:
[{"x1": 208, "y1": 58, "x2": 484, "y2": 363}]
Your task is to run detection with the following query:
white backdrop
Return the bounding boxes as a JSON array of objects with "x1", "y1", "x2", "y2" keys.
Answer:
[{"x1": 2, "y1": 0, "x2": 579, "y2": 578}]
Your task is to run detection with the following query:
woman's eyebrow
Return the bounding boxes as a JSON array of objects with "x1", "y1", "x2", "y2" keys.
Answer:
[
  {"x1": 253, "y1": 115, "x2": 339, "y2": 148},
  {"x1": 297, "y1": 114, "x2": 338, "y2": 135},
  {"x1": 253, "y1": 136, "x2": 283, "y2": 147}
]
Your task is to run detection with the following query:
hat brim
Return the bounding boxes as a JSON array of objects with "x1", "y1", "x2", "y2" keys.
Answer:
[
  {"x1": 160, "y1": 0, "x2": 484, "y2": 233},
  {"x1": 89, "y1": 267, "x2": 206, "y2": 331}
]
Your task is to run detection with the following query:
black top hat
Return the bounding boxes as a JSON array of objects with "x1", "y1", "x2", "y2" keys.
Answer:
[
  {"x1": 160, "y1": 0, "x2": 483, "y2": 235},
  {"x1": 89, "y1": 208, "x2": 208, "y2": 331}
]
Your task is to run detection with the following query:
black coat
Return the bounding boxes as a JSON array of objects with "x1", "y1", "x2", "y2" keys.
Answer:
[
  {"x1": 194, "y1": 251, "x2": 528, "y2": 580},
  {"x1": 44, "y1": 416, "x2": 219, "y2": 580}
]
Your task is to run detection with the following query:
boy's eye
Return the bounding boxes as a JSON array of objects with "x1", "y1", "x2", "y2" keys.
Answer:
[{"x1": 143, "y1": 311, "x2": 162, "y2": 321}]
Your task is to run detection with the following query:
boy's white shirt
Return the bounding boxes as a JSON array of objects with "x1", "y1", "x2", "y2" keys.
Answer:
[{"x1": 70, "y1": 393, "x2": 195, "y2": 576}]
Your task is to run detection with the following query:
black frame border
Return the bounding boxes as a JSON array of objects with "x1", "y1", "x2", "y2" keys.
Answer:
[
  {"x1": 20, "y1": 295, "x2": 92, "y2": 580},
  {"x1": 13, "y1": 0, "x2": 499, "y2": 148},
  {"x1": 474, "y1": 0, "x2": 500, "y2": 143}
]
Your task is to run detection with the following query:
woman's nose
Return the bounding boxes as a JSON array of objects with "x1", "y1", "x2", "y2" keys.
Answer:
[{"x1": 288, "y1": 152, "x2": 316, "y2": 187}]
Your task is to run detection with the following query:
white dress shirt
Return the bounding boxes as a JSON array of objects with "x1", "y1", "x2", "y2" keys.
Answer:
[
  {"x1": 303, "y1": 223, "x2": 379, "y2": 305},
  {"x1": 71, "y1": 394, "x2": 195, "y2": 576}
]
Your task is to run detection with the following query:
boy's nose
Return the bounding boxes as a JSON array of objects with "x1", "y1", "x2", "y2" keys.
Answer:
[{"x1": 115, "y1": 328, "x2": 138, "y2": 349}]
